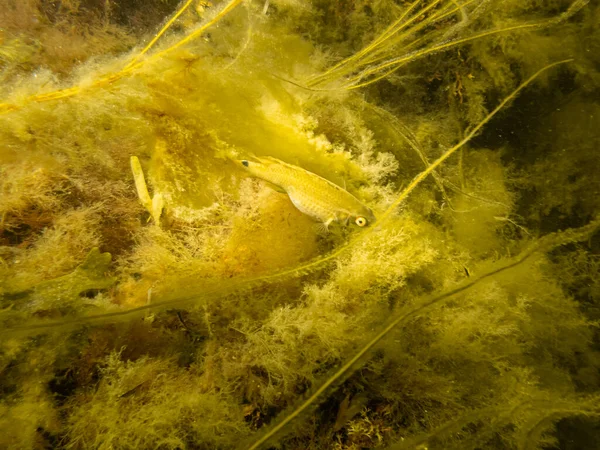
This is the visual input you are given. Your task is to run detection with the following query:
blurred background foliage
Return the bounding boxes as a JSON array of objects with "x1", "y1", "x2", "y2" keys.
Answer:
[{"x1": 0, "y1": 0, "x2": 599, "y2": 448}]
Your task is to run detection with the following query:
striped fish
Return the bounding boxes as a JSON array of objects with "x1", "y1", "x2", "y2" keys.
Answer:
[{"x1": 238, "y1": 156, "x2": 375, "y2": 229}]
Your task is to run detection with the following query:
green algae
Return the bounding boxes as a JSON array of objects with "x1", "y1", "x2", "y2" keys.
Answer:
[
  {"x1": 0, "y1": 1, "x2": 599, "y2": 449},
  {"x1": 1, "y1": 248, "x2": 115, "y2": 311}
]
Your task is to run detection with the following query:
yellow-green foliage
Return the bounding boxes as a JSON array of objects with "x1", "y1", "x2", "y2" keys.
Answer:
[
  {"x1": 1, "y1": 0, "x2": 599, "y2": 449},
  {"x1": 1, "y1": 208, "x2": 102, "y2": 294},
  {"x1": 219, "y1": 215, "x2": 438, "y2": 403},
  {"x1": 0, "y1": 379, "x2": 60, "y2": 449},
  {"x1": 65, "y1": 352, "x2": 248, "y2": 449},
  {"x1": 445, "y1": 149, "x2": 515, "y2": 259},
  {"x1": 516, "y1": 101, "x2": 600, "y2": 224}
]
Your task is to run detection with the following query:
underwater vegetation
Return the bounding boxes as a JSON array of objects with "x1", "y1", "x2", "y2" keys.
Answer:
[{"x1": 1, "y1": 0, "x2": 600, "y2": 448}]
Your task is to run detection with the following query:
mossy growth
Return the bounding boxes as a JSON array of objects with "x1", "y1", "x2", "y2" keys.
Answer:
[{"x1": 1, "y1": 0, "x2": 600, "y2": 449}]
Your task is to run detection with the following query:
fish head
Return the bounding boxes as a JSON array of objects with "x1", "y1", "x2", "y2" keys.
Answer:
[
  {"x1": 236, "y1": 158, "x2": 269, "y2": 178},
  {"x1": 237, "y1": 159, "x2": 253, "y2": 169},
  {"x1": 348, "y1": 205, "x2": 376, "y2": 228}
]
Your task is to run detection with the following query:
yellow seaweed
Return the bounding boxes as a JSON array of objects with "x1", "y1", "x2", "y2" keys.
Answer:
[{"x1": 0, "y1": 0, "x2": 599, "y2": 449}]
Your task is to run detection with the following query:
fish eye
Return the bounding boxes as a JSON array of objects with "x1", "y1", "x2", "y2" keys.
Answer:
[
  {"x1": 241, "y1": 160, "x2": 249, "y2": 167},
  {"x1": 355, "y1": 217, "x2": 367, "y2": 227}
]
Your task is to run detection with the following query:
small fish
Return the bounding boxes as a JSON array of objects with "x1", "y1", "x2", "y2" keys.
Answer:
[{"x1": 237, "y1": 156, "x2": 376, "y2": 229}]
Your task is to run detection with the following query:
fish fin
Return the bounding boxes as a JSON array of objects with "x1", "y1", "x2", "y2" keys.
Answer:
[
  {"x1": 260, "y1": 156, "x2": 301, "y2": 171},
  {"x1": 253, "y1": 156, "x2": 281, "y2": 167},
  {"x1": 314, "y1": 218, "x2": 335, "y2": 235},
  {"x1": 314, "y1": 222, "x2": 329, "y2": 235},
  {"x1": 260, "y1": 156, "x2": 284, "y2": 164}
]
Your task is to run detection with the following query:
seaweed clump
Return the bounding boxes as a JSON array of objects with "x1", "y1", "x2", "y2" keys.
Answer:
[{"x1": 1, "y1": 0, "x2": 600, "y2": 449}]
